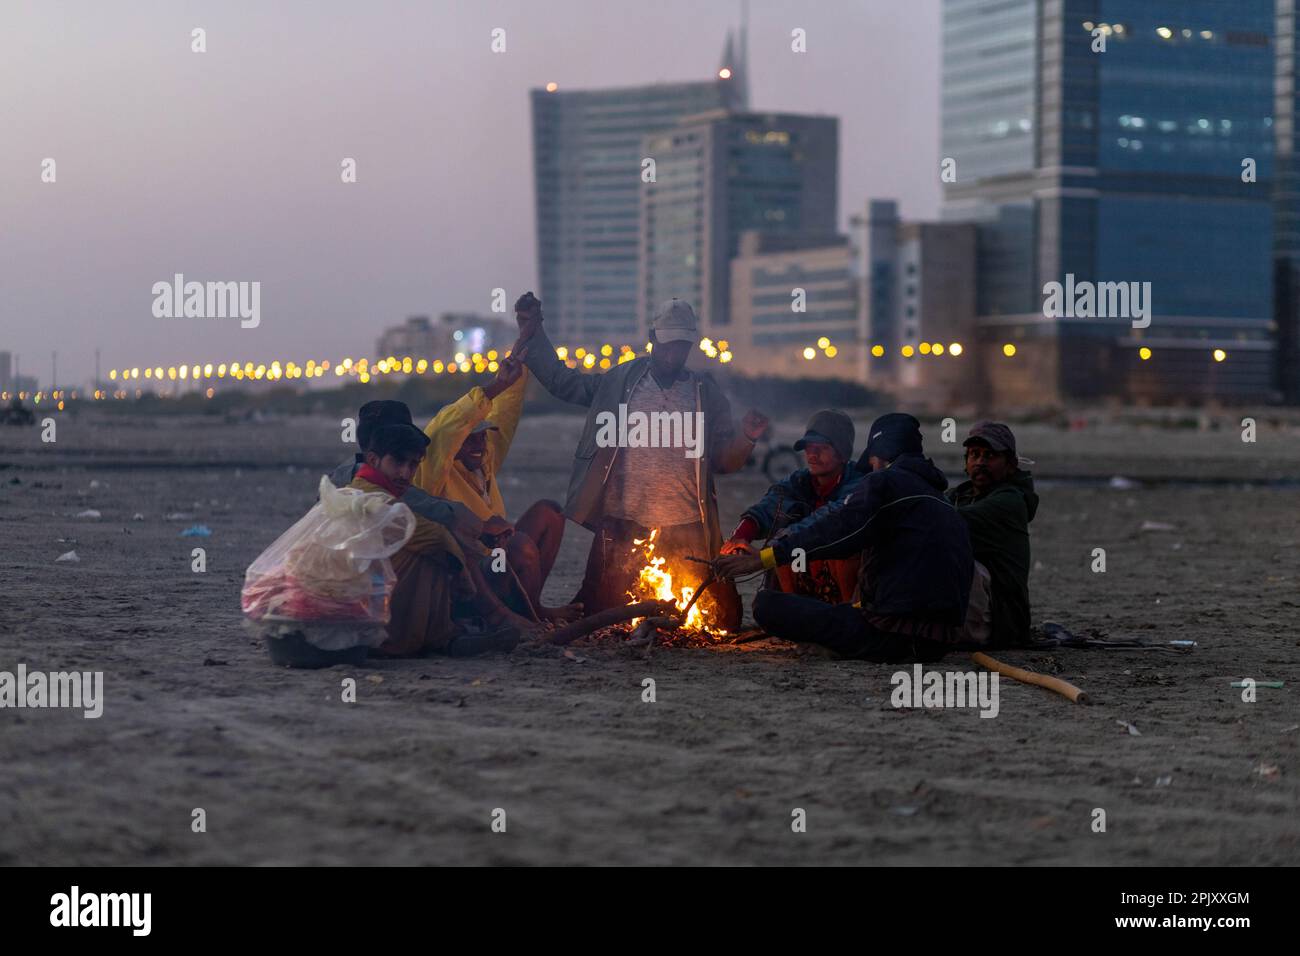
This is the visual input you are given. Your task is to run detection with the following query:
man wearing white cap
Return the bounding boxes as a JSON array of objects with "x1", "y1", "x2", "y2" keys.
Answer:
[{"x1": 514, "y1": 293, "x2": 769, "y2": 627}]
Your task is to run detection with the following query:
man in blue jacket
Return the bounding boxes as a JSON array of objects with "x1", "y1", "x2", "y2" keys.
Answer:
[
  {"x1": 721, "y1": 409, "x2": 865, "y2": 604},
  {"x1": 716, "y1": 413, "x2": 973, "y2": 662}
]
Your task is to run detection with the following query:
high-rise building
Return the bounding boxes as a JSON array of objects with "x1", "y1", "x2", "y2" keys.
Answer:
[
  {"x1": 640, "y1": 110, "x2": 839, "y2": 340},
  {"x1": 0, "y1": 351, "x2": 11, "y2": 392},
  {"x1": 530, "y1": 36, "x2": 748, "y2": 344},
  {"x1": 942, "y1": 0, "x2": 1277, "y2": 405},
  {"x1": 1275, "y1": 0, "x2": 1300, "y2": 403}
]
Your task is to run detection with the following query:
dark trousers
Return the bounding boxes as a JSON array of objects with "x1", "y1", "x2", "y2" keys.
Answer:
[
  {"x1": 752, "y1": 589, "x2": 947, "y2": 663},
  {"x1": 574, "y1": 516, "x2": 742, "y2": 629}
]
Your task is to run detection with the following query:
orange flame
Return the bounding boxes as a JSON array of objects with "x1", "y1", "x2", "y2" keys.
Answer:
[{"x1": 627, "y1": 530, "x2": 724, "y2": 634}]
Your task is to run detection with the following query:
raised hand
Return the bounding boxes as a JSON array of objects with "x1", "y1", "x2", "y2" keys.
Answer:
[
  {"x1": 741, "y1": 408, "x2": 771, "y2": 442},
  {"x1": 513, "y1": 292, "x2": 543, "y2": 343},
  {"x1": 495, "y1": 348, "x2": 528, "y2": 388}
]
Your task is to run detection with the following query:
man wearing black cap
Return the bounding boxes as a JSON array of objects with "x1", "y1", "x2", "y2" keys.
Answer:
[
  {"x1": 948, "y1": 421, "x2": 1039, "y2": 647},
  {"x1": 716, "y1": 413, "x2": 973, "y2": 662},
  {"x1": 350, "y1": 421, "x2": 537, "y2": 655},
  {"x1": 330, "y1": 399, "x2": 482, "y2": 542},
  {"x1": 721, "y1": 409, "x2": 865, "y2": 604}
]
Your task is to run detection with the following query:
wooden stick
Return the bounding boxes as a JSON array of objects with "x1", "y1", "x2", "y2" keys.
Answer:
[
  {"x1": 539, "y1": 601, "x2": 671, "y2": 646},
  {"x1": 970, "y1": 652, "x2": 1091, "y2": 705}
]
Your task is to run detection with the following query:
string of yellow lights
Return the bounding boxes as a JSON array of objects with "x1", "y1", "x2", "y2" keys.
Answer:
[{"x1": 0, "y1": 342, "x2": 1233, "y2": 407}]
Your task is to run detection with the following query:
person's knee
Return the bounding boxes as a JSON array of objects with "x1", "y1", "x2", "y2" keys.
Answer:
[
  {"x1": 523, "y1": 499, "x2": 563, "y2": 522},
  {"x1": 507, "y1": 531, "x2": 539, "y2": 567}
]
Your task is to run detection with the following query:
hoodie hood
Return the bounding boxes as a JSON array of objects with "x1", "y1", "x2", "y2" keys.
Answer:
[
  {"x1": 952, "y1": 468, "x2": 1038, "y2": 522},
  {"x1": 1011, "y1": 469, "x2": 1039, "y2": 522},
  {"x1": 889, "y1": 452, "x2": 949, "y2": 492}
]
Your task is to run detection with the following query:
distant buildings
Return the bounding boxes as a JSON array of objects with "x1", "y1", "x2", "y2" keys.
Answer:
[
  {"x1": 729, "y1": 230, "x2": 856, "y2": 378},
  {"x1": 942, "y1": 0, "x2": 1278, "y2": 405},
  {"x1": 0, "y1": 351, "x2": 37, "y2": 398},
  {"x1": 375, "y1": 314, "x2": 515, "y2": 364},
  {"x1": 727, "y1": 202, "x2": 980, "y2": 407},
  {"x1": 640, "y1": 110, "x2": 839, "y2": 342},
  {"x1": 530, "y1": 37, "x2": 747, "y2": 344},
  {"x1": 855, "y1": 201, "x2": 979, "y2": 407}
]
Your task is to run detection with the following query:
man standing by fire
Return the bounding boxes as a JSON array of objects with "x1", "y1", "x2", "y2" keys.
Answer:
[{"x1": 514, "y1": 292, "x2": 769, "y2": 630}]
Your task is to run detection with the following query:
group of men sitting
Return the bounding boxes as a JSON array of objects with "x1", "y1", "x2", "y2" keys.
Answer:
[{"x1": 328, "y1": 292, "x2": 1039, "y2": 662}]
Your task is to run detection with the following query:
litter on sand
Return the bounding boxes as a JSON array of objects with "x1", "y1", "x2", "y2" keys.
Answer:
[
  {"x1": 76, "y1": 509, "x2": 102, "y2": 519},
  {"x1": 1231, "y1": 680, "x2": 1284, "y2": 688},
  {"x1": 56, "y1": 550, "x2": 80, "y2": 563},
  {"x1": 132, "y1": 513, "x2": 145, "y2": 521},
  {"x1": 1109, "y1": 475, "x2": 1138, "y2": 490},
  {"x1": 1117, "y1": 720, "x2": 1142, "y2": 736},
  {"x1": 1140, "y1": 520, "x2": 1177, "y2": 532},
  {"x1": 181, "y1": 525, "x2": 213, "y2": 537}
]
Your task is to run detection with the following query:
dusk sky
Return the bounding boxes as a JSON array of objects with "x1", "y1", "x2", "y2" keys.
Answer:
[{"x1": 2, "y1": 0, "x2": 941, "y2": 384}]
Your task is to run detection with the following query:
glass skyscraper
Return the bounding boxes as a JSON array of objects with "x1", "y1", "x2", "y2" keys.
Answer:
[
  {"x1": 1275, "y1": 0, "x2": 1300, "y2": 402},
  {"x1": 943, "y1": 0, "x2": 1278, "y2": 403},
  {"x1": 639, "y1": 111, "x2": 839, "y2": 339},
  {"x1": 530, "y1": 38, "x2": 747, "y2": 344}
]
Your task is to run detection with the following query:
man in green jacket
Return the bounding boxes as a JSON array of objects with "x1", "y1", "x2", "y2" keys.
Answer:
[
  {"x1": 947, "y1": 421, "x2": 1039, "y2": 647},
  {"x1": 514, "y1": 293, "x2": 768, "y2": 629}
]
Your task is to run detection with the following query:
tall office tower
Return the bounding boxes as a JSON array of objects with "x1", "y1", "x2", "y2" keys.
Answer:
[
  {"x1": 530, "y1": 35, "x2": 748, "y2": 345},
  {"x1": 943, "y1": 0, "x2": 1277, "y2": 404},
  {"x1": 639, "y1": 110, "x2": 838, "y2": 341},
  {"x1": 1276, "y1": 0, "x2": 1300, "y2": 403}
]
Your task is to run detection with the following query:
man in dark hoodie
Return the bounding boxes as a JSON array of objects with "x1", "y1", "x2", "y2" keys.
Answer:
[
  {"x1": 716, "y1": 413, "x2": 972, "y2": 663},
  {"x1": 947, "y1": 421, "x2": 1038, "y2": 647}
]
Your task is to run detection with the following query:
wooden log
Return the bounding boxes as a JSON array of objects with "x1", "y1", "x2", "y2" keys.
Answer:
[
  {"x1": 970, "y1": 652, "x2": 1091, "y2": 705},
  {"x1": 539, "y1": 601, "x2": 672, "y2": 646}
]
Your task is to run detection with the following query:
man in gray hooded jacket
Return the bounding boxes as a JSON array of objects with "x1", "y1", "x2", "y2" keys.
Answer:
[{"x1": 514, "y1": 293, "x2": 768, "y2": 629}]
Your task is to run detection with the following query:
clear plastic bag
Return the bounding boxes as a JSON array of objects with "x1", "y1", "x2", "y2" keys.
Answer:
[{"x1": 242, "y1": 476, "x2": 415, "y2": 626}]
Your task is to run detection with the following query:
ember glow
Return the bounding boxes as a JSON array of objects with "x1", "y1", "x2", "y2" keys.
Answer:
[{"x1": 627, "y1": 530, "x2": 725, "y2": 635}]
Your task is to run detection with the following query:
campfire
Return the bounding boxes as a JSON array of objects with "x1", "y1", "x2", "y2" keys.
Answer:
[
  {"x1": 538, "y1": 529, "x2": 761, "y2": 652},
  {"x1": 626, "y1": 530, "x2": 727, "y2": 642}
]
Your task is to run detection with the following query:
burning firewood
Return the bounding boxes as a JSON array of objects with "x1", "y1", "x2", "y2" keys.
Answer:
[
  {"x1": 626, "y1": 532, "x2": 728, "y2": 635},
  {"x1": 537, "y1": 600, "x2": 673, "y2": 647}
]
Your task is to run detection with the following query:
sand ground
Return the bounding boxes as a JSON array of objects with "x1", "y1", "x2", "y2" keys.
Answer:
[{"x1": 1, "y1": 408, "x2": 1297, "y2": 865}]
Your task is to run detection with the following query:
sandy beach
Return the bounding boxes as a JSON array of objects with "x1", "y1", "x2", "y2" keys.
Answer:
[{"x1": 1, "y1": 407, "x2": 1297, "y2": 865}]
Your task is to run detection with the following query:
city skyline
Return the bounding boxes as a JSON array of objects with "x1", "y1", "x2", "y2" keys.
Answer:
[{"x1": 2, "y1": 0, "x2": 943, "y2": 385}]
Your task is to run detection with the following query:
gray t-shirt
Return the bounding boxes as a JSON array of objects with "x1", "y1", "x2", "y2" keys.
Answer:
[{"x1": 603, "y1": 373, "x2": 701, "y2": 528}]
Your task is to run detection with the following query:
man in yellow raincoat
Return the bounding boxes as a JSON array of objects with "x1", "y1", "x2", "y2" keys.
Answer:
[
  {"x1": 351, "y1": 421, "x2": 531, "y2": 656},
  {"x1": 414, "y1": 346, "x2": 576, "y2": 621}
]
